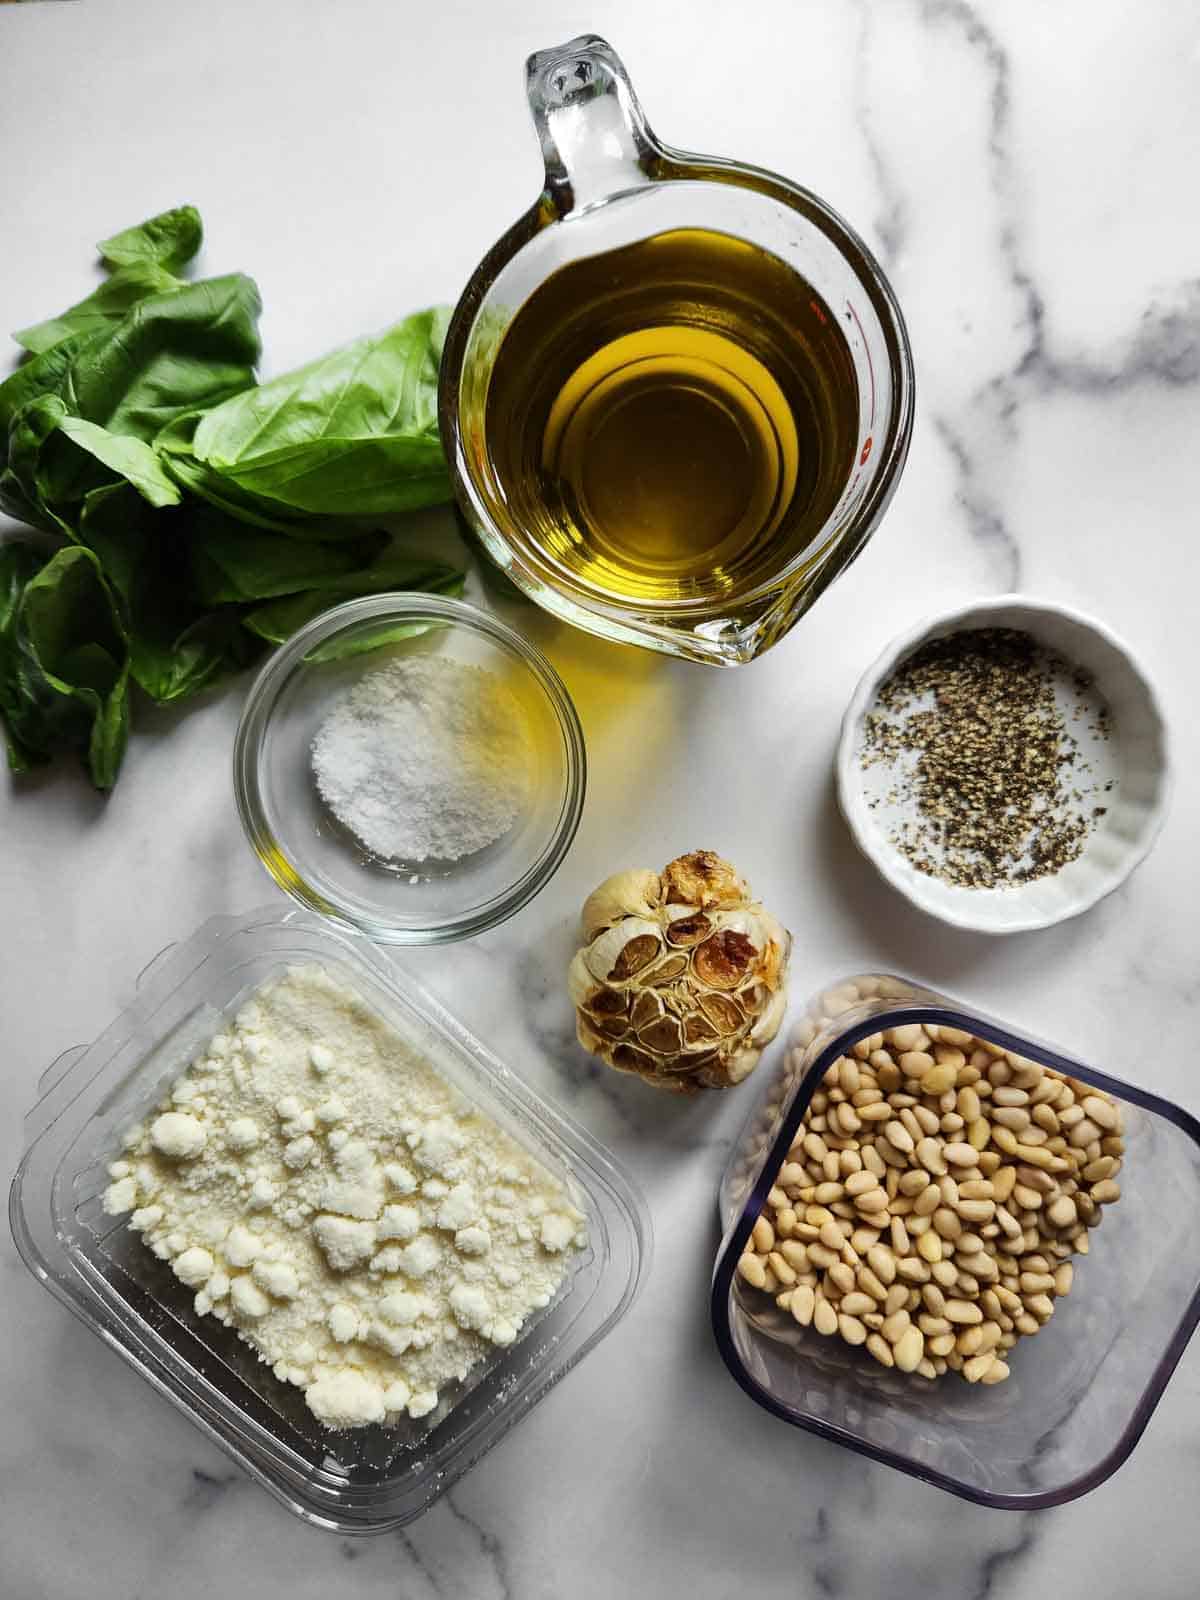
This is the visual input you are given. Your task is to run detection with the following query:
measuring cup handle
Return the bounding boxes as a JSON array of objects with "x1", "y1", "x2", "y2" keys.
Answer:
[{"x1": 525, "y1": 35, "x2": 661, "y2": 215}]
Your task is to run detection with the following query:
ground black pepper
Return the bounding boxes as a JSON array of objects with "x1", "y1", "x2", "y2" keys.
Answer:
[{"x1": 860, "y1": 628, "x2": 1112, "y2": 889}]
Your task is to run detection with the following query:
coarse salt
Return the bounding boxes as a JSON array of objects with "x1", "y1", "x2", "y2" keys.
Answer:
[{"x1": 310, "y1": 656, "x2": 532, "y2": 863}]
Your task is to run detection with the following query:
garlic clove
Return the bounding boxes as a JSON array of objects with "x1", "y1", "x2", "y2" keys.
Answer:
[
  {"x1": 582, "y1": 919, "x2": 662, "y2": 983},
  {"x1": 582, "y1": 870, "x2": 662, "y2": 940}
]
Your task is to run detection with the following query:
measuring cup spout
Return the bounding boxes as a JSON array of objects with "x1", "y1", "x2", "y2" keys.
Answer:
[{"x1": 525, "y1": 35, "x2": 660, "y2": 216}]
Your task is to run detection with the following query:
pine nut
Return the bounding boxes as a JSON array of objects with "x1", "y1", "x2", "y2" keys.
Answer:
[
  {"x1": 855, "y1": 1267, "x2": 886, "y2": 1302},
  {"x1": 817, "y1": 1220, "x2": 843, "y2": 1252},
  {"x1": 827, "y1": 1261, "x2": 855, "y2": 1295},
  {"x1": 944, "y1": 1299, "x2": 983, "y2": 1325},
  {"x1": 917, "y1": 1231, "x2": 943, "y2": 1264},
  {"x1": 883, "y1": 1283, "x2": 909, "y2": 1316},
  {"x1": 838, "y1": 1312, "x2": 868, "y2": 1345},
  {"x1": 858, "y1": 1101, "x2": 893, "y2": 1123},
  {"x1": 1082, "y1": 1095, "x2": 1119, "y2": 1131},
  {"x1": 898, "y1": 1168, "x2": 931, "y2": 1195},
  {"x1": 933, "y1": 1207, "x2": 962, "y2": 1240},
  {"x1": 921, "y1": 1063, "x2": 957, "y2": 1095},
  {"x1": 752, "y1": 1217, "x2": 775, "y2": 1252},
  {"x1": 888, "y1": 1025, "x2": 929, "y2": 1052},
  {"x1": 768, "y1": 1251, "x2": 797, "y2": 1286},
  {"x1": 993, "y1": 1107, "x2": 1032, "y2": 1132},
  {"x1": 884, "y1": 1120, "x2": 915, "y2": 1155},
  {"x1": 958, "y1": 1179, "x2": 995, "y2": 1201},
  {"x1": 790, "y1": 1284, "x2": 816, "y2": 1325},
  {"x1": 866, "y1": 1244, "x2": 897, "y2": 1285},
  {"x1": 743, "y1": 1030, "x2": 1123, "y2": 1393},
  {"x1": 845, "y1": 1170, "x2": 878, "y2": 1197},
  {"x1": 914, "y1": 1184, "x2": 942, "y2": 1217},
  {"x1": 738, "y1": 1254, "x2": 766, "y2": 1288},
  {"x1": 880, "y1": 1307, "x2": 910, "y2": 1342},
  {"x1": 813, "y1": 1297, "x2": 838, "y2": 1336},
  {"x1": 840, "y1": 1291, "x2": 876, "y2": 1318},
  {"x1": 1015, "y1": 1143, "x2": 1057, "y2": 1170},
  {"x1": 916, "y1": 1138, "x2": 948, "y2": 1175},
  {"x1": 992, "y1": 1087, "x2": 1029, "y2": 1107},
  {"x1": 897, "y1": 1256, "x2": 930, "y2": 1283},
  {"x1": 866, "y1": 1332, "x2": 894, "y2": 1367},
  {"x1": 956, "y1": 1325, "x2": 984, "y2": 1357},
  {"x1": 894, "y1": 1325, "x2": 925, "y2": 1372},
  {"x1": 991, "y1": 1164, "x2": 1017, "y2": 1203}
]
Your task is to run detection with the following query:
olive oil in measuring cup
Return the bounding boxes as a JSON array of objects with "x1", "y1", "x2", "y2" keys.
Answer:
[{"x1": 483, "y1": 228, "x2": 860, "y2": 605}]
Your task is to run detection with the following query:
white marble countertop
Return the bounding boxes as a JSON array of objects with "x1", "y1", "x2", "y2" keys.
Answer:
[{"x1": 3, "y1": 0, "x2": 1199, "y2": 1592}]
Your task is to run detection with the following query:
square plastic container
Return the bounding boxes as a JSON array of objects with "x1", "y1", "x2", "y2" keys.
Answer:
[
  {"x1": 10, "y1": 907, "x2": 649, "y2": 1533},
  {"x1": 712, "y1": 974, "x2": 1200, "y2": 1508}
]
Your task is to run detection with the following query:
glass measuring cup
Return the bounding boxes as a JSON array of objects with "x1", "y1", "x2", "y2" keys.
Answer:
[{"x1": 439, "y1": 35, "x2": 915, "y2": 666}]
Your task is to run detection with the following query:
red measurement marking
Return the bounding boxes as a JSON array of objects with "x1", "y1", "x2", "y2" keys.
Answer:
[
  {"x1": 846, "y1": 301, "x2": 877, "y2": 428},
  {"x1": 860, "y1": 436, "x2": 873, "y2": 465},
  {"x1": 809, "y1": 298, "x2": 828, "y2": 326}
]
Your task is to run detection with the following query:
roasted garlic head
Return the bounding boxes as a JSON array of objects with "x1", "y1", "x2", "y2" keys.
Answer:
[{"x1": 568, "y1": 851, "x2": 791, "y2": 1093}]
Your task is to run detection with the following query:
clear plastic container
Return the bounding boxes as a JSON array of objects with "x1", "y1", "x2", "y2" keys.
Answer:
[
  {"x1": 712, "y1": 974, "x2": 1200, "y2": 1508},
  {"x1": 9, "y1": 907, "x2": 649, "y2": 1533}
]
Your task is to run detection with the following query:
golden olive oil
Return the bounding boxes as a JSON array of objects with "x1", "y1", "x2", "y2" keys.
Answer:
[{"x1": 483, "y1": 228, "x2": 859, "y2": 604}]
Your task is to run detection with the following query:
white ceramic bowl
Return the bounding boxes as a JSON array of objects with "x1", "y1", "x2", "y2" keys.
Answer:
[{"x1": 836, "y1": 596, "x2": 1171, "y2": 933}]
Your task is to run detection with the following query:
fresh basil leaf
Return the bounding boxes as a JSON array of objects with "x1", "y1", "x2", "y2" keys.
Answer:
[
  {"x1": 2, "y1": 397, "x2": 76, "y2": 538},
  {"x1": 0, "y1": 466, "x2": 52, "y2": 536},
  {"x1": 78, "y1": 483, "x2": 263, "y2": 704},
  {"x1": 54, "y1": 415, "x2": 182, "y2": 507},
  {"x1": 70, "y1": 273, "x2": 262, "y2": 442},
  {"x1": 98, "y1": 205, "x2": 203, "y2": 273},
  {"x1": 243, "y1": 554, "x2": 465, "y2": 647},
  {"x1": 0, "y1": 543, "x2": 130, "y2": 787},
  {"x1": 0, "y1": 541, "x2": 45, "y2": 771},
  {"x1": 0, "y1": 330, "x2": 101, "y2": 436},
  {"x1": 22, "y1": 544, "x2": 127, "y2": 686},
  {"x1": 189, "y1": 519, "x2": 386, "y2": 605},
  {"x1": 191, "y1": 306, "x2": 453, "y2": 517},
  {"x1": 14, "y1": 261, "x2": 183, "y2": 356},
  {"x1": 159, "y1": 417, "x2": 373, "y2": 540},
  {"x1": 87, "y1": 663, "x2": 131, "y2": 789},
  {"x1": 128, "y1": 608, "x2": 263, "y2": 704}
]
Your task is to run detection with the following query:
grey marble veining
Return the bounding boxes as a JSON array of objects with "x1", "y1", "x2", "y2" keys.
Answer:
[{"x1": 3, "y1": 0, "x2": 1200, "y2": 1595}]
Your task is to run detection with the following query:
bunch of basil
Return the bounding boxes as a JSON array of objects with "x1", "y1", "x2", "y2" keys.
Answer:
[{"x1": 0, "y1": 206, "x2": 464, "y2": 788}]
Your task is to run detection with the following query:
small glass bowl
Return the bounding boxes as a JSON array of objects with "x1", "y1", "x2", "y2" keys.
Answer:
[{"x1": 234, "y1": 594, "x2": 586, "y2": 944}]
